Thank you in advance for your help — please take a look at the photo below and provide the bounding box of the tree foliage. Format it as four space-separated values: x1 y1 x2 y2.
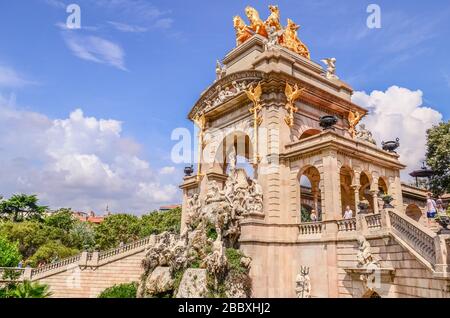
426 121 450 195
45 209 75 231
98 282 137 298
140 207 181 237
0 235 21 267
94 214 141 250
0 194 47 222
27 241 79 267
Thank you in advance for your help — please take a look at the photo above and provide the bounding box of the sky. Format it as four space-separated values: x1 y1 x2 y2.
0 0 448 214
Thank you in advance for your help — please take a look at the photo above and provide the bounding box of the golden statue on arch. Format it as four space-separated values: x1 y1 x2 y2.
348 110 365 138
284 82 305 127
232 5 311 60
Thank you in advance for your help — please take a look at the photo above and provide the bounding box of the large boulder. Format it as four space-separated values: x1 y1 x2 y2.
145 266 174 295
175 268 208 298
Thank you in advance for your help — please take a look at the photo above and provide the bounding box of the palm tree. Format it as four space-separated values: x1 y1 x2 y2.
11 281 52 298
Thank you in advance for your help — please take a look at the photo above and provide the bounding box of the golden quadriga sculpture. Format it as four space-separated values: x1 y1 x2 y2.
233 5 311 59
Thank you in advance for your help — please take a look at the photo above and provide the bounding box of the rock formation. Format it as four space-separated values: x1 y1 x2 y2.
137 167 259 298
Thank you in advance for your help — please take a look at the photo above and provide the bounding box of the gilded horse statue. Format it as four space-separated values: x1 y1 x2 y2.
233 16 253 46
265 5 283 31
245 6 268 38
282 19 310 59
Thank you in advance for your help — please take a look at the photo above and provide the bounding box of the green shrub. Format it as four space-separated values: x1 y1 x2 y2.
0 235 21 267
8 281 52 298
206 222 217 241
225 248 246 274
98 282 138 298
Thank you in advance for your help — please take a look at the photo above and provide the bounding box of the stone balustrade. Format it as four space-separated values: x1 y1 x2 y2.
337 218 357 232
389 210 437 266
98 236 152 262
298 222 323 235
31 254 81 278
365 214 382 230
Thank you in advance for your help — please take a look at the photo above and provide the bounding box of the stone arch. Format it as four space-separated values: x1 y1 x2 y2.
378 176 389 195
405 204 423 223
214 130 254 177
362 290 381 298
298 165 322 222
359 171 373 212
340 166 355 216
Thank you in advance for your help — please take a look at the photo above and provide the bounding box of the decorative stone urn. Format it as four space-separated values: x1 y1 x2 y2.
381 138 400 153
184 165 194 177
381 195 394 209
358 200 370 214
319 115 338 130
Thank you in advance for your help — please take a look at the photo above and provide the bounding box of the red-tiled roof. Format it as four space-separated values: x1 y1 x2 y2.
159 204 181 210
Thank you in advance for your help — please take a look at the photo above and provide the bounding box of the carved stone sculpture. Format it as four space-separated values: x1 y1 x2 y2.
215 60 227 81
357 236 379 268
321 58 339 80
356 124 377 145
295 266 311 298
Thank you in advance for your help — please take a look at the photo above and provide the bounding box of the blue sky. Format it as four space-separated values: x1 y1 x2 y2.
0 0 448 213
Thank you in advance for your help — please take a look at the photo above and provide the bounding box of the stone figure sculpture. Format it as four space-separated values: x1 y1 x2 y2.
321 58 339 80
356 124 377 145
295 266 311 298
356 236 381 293
215 60 227 81
264 25 283 51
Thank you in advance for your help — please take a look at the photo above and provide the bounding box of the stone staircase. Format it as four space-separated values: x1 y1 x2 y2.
0 235 154 283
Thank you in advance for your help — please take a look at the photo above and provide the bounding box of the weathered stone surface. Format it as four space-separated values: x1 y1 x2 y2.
146 266 174 295
176 269 208 298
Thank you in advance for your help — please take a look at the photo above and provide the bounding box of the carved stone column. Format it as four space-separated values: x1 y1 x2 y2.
352 185 360 213
371 191 379 215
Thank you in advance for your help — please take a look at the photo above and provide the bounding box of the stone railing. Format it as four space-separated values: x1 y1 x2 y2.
337 218 357 232
31 254 81 277
98 236 153 262
365 214 382 230
298 222 323 235
389 210 436 266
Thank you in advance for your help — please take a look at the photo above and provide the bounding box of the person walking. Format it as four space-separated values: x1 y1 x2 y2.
426 192 437 225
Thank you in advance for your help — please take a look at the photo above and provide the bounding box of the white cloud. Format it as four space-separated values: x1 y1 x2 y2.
107 21 148 33
159 166 175 175
63 33 127 71
0 65 34 88
352 86 443 179
44 0 66 9
0 97 179 214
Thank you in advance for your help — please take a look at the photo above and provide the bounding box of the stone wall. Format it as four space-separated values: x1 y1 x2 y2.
36 249 146 298
337 237 450 298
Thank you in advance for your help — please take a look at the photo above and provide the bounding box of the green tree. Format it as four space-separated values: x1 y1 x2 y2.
98 282 137 298
0 194 47 222
140 207 181 237
44 208 75 231
0 236 21 267
426 121 450 195
27 241 79 267
9 281 52 298
69 221 96 251
0 221 48 259
94 214 141 250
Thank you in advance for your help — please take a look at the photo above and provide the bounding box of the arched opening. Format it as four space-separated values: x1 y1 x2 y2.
215 131 254 178
340 166 355 217
299 166 322 222
405 204 423 223
299 129 321 140
360 171 373 212
378 177 389 195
